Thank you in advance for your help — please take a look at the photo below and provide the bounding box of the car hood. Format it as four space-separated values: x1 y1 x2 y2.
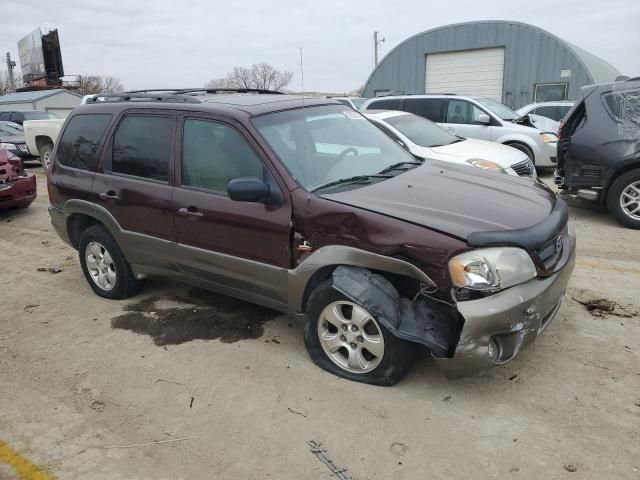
527 114 560 132
423 138 528 167
512 114 559 133
321 161 556 240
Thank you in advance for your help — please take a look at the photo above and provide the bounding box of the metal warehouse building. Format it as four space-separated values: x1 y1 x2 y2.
362 20 623 108
0 89 82 118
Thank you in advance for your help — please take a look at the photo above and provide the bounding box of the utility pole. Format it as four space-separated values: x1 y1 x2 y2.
5 52 16 91
373 31 385 67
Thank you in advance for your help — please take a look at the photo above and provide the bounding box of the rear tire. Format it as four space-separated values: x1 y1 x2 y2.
78 224 142 299
607 169 640 229
304 280 416 386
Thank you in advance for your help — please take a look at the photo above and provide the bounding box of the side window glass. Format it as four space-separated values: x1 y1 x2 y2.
558 106 572 121
182 119 264 194
0 112 9 121
56 114 112 170
404 98 443 122
446 100 484 124
112 115 173 183
534 106 555 119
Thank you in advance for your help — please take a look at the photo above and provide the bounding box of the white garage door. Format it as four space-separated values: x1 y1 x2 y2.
425 48 505 101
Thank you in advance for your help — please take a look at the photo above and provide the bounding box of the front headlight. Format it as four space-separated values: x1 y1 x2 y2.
540 132 558 143
466 158 506 173
0 142 17 150
449 247 537 292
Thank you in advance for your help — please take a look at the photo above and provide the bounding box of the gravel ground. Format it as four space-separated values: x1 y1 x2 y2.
1 166 639 480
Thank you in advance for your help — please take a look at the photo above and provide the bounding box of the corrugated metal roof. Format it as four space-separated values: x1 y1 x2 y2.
0 89 81 105
566 42 622 83
363 20 623 104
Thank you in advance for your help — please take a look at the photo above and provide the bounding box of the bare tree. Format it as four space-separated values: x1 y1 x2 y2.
0 70 24 95
205 63 293 91
78 75 124 95
204 77 230 89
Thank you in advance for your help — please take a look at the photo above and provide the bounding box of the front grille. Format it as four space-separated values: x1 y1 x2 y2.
17 144 28 152
512 158 535 177
582 167 602 178
535 234 563 270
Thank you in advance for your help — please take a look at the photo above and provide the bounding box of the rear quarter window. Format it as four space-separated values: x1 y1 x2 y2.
366 98 402 110
404 98 445 122
603 89 640 123
56 114 113 170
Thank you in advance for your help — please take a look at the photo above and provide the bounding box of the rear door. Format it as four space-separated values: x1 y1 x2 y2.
172 115 292 307
91 110 177 271
443 98 492 140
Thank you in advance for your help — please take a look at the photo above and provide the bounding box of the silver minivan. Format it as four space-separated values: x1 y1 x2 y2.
363 94 558 167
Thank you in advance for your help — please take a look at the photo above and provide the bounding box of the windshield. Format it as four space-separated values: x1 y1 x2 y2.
23 112 58 120
0 122 24 135
253 105 416 191
384 113 459 147
473 97 519 121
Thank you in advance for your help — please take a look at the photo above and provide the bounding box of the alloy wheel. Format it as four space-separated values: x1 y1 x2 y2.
85 241 116 291
620 180 640 220
317 301 385 374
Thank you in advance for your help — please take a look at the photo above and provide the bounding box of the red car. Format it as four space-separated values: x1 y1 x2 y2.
0 149 37 209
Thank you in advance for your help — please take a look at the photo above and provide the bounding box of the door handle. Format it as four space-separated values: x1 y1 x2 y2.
178 206 204 220
99 191 120 200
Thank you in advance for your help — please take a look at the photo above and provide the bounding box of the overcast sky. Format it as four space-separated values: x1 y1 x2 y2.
2 0 639 93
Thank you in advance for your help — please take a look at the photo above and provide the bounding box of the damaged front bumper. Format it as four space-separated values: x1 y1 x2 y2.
435 246 576 379
0 174 36 208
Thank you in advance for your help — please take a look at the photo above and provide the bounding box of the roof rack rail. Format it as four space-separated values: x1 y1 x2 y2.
85 93 202 104
176 88 284 95
123 89 187 94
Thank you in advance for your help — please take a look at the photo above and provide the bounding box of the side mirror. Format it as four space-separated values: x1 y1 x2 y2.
476 114 491 125
227 177 271 203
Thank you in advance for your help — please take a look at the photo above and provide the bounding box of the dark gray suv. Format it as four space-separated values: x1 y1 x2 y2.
556 79 640 228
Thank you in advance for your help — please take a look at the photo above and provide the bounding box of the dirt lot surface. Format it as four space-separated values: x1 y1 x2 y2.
1 166 639 480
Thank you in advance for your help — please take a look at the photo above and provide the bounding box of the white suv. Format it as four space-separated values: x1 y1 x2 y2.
362 94 558 167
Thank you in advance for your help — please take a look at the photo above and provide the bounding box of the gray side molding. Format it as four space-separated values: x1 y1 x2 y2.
288 245 437 313
331 266 463 356
63 198 97 217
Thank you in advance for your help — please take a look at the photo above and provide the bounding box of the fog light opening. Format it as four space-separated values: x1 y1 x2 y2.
488 337 503 363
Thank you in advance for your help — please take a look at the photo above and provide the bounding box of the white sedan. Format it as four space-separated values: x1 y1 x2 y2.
365 110 536 179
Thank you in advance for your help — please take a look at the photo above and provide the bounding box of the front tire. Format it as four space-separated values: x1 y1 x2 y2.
505 142 535 165
607 169 640 229
78 224 142 299
304 280 416 386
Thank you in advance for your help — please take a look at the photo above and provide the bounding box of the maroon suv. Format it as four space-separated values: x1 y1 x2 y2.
47 90 576 385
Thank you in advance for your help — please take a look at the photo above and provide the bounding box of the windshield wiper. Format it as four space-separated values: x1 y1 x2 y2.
377 160 423 175
311 174 392 193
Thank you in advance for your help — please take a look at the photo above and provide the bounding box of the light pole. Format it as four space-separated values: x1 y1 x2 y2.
5 52 16 91
373 31 385 67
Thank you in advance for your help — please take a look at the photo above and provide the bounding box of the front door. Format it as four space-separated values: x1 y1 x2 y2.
173 116 292 307
443 99 493 141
